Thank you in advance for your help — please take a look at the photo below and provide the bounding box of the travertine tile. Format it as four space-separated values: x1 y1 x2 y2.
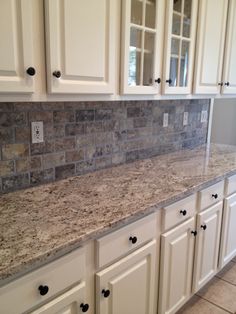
176 295 228 314
217 261 236 285
197 277 236 313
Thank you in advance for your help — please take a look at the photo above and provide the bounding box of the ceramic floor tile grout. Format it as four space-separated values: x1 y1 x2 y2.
215 275 236 287
196 294 233 314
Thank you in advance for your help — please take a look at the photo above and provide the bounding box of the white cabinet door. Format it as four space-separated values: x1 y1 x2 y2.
193 0 228 94
121 0 165 94
158 217 196 314
219 193 236 268
96 240 157 314
222 0 236 94
192 202 223 292
30 282 89 314
0 0 35 93
163 0 198 94
45 0 116 94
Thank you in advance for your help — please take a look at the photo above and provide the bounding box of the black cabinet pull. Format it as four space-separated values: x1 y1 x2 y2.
180 210 187 216
26 67 36 76
212 193 218 199
155 78 161 84
129 236 137 244
191 230 197 237
201 224 207 230
38 285 49 296
225 82 230 86
53 71 61 78
166 79 172 85
102 289 110 298
80 303 89 312
218 82 223 86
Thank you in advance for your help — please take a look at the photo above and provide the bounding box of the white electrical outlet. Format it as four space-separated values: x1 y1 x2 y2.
201 110 208 123
31 121 44 143
163 113 169 127
183 111 188 126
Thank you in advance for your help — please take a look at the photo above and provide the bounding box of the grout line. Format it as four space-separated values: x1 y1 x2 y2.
196 295 233 314
215 275 236 287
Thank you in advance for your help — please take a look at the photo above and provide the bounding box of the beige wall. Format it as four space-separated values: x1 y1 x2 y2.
211 98 236 145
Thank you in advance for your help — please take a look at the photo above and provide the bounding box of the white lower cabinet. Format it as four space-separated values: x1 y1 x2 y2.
219 193 236 267
158 217 196 314
96 240 157 314
192 202 223 292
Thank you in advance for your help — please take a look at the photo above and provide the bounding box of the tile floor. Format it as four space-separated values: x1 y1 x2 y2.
177 256 236 314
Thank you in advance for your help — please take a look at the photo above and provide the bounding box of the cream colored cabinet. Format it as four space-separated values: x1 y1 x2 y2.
0 0 36 93
219 193 236 268
96 240 157 314
44 0 116 94
121 0 165 94
158 217 196 314
192 202 223 292
194 0 228 94
163 0 198 94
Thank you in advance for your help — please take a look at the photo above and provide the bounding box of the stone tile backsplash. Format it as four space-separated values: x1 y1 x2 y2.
0 99 209 193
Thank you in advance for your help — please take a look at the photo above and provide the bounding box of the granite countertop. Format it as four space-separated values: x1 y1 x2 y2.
1 143 236 286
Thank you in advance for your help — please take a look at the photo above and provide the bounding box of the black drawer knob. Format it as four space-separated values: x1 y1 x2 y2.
155 78 161 84
218 82 223 86
212 193 218 199
166 79 172 85
53 70 61 78
129 236 137 244
180 210 187 216
191 230 197 237
201 224 207 230
102 289 110 298
38 285 49 296
26 67 36 76
225 82 230 86
80 303 89 312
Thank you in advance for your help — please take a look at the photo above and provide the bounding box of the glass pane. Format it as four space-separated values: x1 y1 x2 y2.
183 18 191 37
172 13 181 35
170 38 180 87
173 0 182 13
184 0 192 17
129 28 142 86
130 27 142 48
171 37 180 56
131 0 143 25
180 41 189 86
145 0 156 28
143 32 155 85
183 0 192 37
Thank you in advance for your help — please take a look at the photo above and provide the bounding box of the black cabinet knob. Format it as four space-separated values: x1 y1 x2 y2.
201 224 207 230
38 285 49 296
102 289 110 298
53 71 61 78
155 78 161 84
129 236 137 244
191 230 197 237
166 79 172 85
212 193 218 199
26 67 36 76
225 82 230 86
218 82 223 86
80 303 89 312
180 210 187 216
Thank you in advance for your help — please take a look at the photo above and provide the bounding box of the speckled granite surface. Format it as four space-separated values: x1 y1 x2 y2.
1 143 236 286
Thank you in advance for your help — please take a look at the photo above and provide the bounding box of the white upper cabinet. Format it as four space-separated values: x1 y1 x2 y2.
121 0 165 94
193 0 228 94
163 0 198 94
0 0 35 93
44 0 116 94
222 0 236 94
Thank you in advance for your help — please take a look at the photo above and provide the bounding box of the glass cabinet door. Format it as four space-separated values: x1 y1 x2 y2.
164 0 198 94
121 0 164 94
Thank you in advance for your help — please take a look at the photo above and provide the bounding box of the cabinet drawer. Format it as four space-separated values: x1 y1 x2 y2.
0 248 85 314
162 194 197 231
225 174 236 196
96 213 156 268
198 181 224 210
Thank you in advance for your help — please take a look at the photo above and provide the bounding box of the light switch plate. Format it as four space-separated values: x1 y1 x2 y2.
163 113 169 127
31 121 44 143
183 112 188 126
201 110 208 123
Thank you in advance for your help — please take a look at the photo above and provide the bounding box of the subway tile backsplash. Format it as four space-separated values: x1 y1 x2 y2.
0 99 210 193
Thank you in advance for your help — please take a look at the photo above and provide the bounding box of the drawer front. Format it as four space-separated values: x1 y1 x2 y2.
198 181 224 210
0 248 85 314
96 213 156 268
162 194 197 231
225 174 236 196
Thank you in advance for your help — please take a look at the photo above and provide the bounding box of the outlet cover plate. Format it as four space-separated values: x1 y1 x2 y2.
183 112 188 126
31 121 44 143
201 110 208 123
163 113 169 127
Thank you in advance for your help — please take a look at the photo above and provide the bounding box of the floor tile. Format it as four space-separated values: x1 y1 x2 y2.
176 295 229 314
196 277 236 313
217 261 236 285
232 256 236 263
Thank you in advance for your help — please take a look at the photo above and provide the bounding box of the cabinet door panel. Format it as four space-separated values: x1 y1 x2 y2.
194 0 228 94
96 240 157 314
159 217 195 314
192 202 223 292
45 0 116 94
222 0 236 94
0 0 35 93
